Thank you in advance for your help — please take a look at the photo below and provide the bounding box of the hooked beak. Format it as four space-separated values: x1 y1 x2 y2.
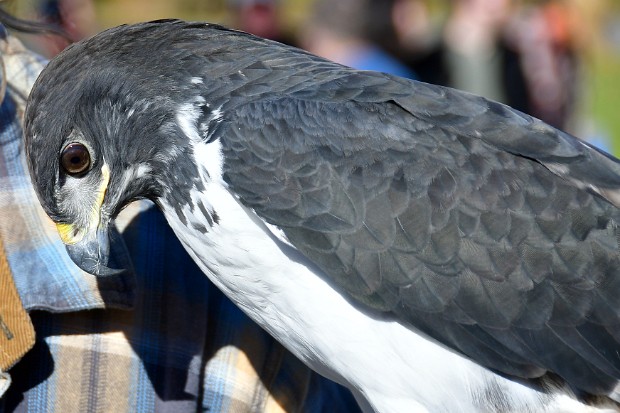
63 225 123 276
53 164 124 276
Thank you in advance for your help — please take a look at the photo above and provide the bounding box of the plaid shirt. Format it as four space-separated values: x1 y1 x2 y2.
0 30 360 413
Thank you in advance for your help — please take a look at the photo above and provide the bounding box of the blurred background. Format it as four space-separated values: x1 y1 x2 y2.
4 0 620 154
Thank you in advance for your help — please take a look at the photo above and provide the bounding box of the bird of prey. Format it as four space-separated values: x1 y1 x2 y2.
24 20 620 412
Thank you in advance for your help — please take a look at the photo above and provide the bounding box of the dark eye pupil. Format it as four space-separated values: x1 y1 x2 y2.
61 143 91 175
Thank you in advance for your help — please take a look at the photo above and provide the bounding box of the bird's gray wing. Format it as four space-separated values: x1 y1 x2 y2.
218 76 620 396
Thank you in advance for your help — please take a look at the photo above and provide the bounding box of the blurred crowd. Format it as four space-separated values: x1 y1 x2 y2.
13 0 614 148
300 0 582 133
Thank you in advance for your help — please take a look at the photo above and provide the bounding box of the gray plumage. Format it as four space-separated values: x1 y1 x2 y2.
24 19 620 409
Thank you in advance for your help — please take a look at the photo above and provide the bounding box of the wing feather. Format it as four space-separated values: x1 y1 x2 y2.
219 74 620 395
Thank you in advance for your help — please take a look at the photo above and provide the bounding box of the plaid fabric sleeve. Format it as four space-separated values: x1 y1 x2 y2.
1 206 361 413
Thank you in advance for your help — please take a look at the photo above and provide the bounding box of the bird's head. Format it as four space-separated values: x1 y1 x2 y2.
24 21 227 276
24 74 175 276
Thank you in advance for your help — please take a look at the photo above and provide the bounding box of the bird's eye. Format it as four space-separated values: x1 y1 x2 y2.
60 143 91 175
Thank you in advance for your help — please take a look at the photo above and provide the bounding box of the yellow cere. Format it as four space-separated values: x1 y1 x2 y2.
55 164 111 245
56 222 81 245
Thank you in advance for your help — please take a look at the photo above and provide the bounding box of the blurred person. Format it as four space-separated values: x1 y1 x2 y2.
442 0 529 112
0 8 362 413
227 0 297 46
387 0 445 83
300 0 415 78
510 0 580 130
392 0 578 131
37 0 99 57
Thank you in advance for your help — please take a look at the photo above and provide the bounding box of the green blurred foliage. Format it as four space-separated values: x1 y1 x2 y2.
93 0 313 28
590 50 620 154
